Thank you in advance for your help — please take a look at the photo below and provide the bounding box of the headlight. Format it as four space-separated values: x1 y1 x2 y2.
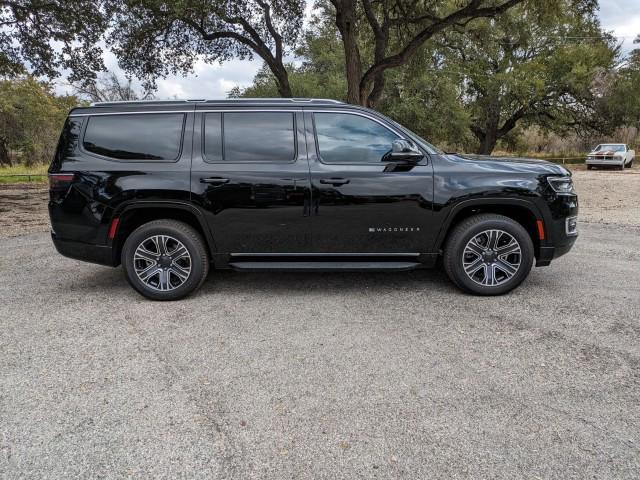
547 176 575 194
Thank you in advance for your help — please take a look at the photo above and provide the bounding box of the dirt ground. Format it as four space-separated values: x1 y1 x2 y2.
569 164 640 226
0 164 638 240
0 184 49 239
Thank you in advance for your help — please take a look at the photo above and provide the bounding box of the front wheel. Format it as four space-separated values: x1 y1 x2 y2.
122 220 209 300
625 159 633 168
443 214 534 295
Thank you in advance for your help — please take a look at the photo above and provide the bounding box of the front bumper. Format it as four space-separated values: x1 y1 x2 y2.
51 232 116 267
536 238 577 266
585 158 624 166
535 192 579 267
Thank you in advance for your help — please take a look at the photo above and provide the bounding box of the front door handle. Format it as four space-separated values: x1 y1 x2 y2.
319 178 350 186
200 177 230 184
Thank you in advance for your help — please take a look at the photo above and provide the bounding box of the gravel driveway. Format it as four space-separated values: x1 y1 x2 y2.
1 167 639 479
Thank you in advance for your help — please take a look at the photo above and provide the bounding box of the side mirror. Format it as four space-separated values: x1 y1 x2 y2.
383 139 424 163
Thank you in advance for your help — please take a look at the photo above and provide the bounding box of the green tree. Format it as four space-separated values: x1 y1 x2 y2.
605 35 640 139
233 18 468 148
438 0 617 154
326 0 526 106
107 0 305 97
0 0 107 81
70 71 154 103
0 77 79 166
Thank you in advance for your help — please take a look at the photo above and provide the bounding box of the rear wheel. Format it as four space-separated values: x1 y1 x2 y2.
443 214 534 295
122 220 209 300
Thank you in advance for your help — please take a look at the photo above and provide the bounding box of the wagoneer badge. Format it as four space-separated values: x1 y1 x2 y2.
369 227 421 232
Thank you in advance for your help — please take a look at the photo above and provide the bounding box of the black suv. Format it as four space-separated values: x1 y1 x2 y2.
49 98 578 300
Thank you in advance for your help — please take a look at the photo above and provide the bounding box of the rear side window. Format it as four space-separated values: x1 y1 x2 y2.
83 113 185 160
314 112 398 164
203 112 295 162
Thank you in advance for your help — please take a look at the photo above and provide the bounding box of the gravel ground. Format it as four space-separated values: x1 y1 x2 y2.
1 167 639 479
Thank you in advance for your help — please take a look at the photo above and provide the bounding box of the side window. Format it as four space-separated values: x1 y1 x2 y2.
83 113 184 160
219 112 295 162
314 112 398 164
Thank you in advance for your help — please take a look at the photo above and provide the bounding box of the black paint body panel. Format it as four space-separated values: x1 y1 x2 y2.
48 100 578 269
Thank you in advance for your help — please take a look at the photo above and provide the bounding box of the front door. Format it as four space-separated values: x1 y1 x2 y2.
191 109 311 253
304 110 434 253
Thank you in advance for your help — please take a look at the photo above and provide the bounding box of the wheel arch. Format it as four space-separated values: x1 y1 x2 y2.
110 202 216 266
435 198 544 259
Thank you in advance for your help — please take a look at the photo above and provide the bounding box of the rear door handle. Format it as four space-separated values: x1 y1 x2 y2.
319 178 350 186
200 177 230 184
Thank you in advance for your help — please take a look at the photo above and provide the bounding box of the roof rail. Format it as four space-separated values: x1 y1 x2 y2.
89 98 345 107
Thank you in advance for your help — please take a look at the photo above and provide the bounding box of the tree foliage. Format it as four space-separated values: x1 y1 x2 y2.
0 0 107 81
326 0 528 106
0 77 80 166
70 71 154 103
440 0 618 153
107 0 305 97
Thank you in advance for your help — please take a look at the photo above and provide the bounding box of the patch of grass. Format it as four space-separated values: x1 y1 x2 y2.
493 151 585 164
0 164 48 184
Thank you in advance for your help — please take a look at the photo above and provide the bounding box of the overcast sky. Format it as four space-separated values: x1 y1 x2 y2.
57 0 640 100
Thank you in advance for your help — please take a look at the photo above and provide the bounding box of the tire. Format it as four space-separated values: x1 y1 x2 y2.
443 214 534 296
618 164 624 170
122 220 209 300
587 165 593 170
625 159 633 168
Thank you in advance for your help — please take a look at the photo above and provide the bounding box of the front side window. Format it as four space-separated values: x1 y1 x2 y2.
83 113 184 160
314 112 398 164
203 112 295 162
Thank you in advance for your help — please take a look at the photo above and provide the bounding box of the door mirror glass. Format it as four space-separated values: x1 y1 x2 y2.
383 139 424 163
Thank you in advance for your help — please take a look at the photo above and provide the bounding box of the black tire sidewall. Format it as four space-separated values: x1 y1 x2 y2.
446 216 534 295
122 221 207 301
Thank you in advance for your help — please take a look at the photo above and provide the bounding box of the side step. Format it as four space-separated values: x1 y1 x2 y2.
228 261 422 272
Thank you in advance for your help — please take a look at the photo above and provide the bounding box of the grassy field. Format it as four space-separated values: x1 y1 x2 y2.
493 151 585 164
0 164 48 184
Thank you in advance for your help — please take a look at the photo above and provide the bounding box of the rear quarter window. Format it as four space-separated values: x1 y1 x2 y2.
83 113 185 161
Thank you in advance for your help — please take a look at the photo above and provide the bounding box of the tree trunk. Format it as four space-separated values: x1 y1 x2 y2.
0 139 12 167
270 63 293 98
476 129 498 155
334 0 363 105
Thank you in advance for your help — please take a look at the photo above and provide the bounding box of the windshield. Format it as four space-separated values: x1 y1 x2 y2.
595 144 625 152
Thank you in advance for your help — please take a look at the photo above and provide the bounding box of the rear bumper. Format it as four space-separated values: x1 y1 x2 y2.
51 232 116 267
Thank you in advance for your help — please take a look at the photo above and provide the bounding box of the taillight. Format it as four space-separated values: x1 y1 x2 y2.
49 173 74 190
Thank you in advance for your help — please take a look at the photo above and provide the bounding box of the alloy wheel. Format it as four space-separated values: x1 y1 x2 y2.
462 229 522 287
133 235 192 291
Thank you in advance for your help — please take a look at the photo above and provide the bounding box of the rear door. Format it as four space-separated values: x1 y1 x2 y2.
191 108 312 253
304 109 434 253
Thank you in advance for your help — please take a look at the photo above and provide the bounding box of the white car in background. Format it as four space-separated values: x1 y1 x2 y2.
586 144 635 170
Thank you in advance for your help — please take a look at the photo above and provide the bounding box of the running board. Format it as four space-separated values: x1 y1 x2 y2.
228 261 422 272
